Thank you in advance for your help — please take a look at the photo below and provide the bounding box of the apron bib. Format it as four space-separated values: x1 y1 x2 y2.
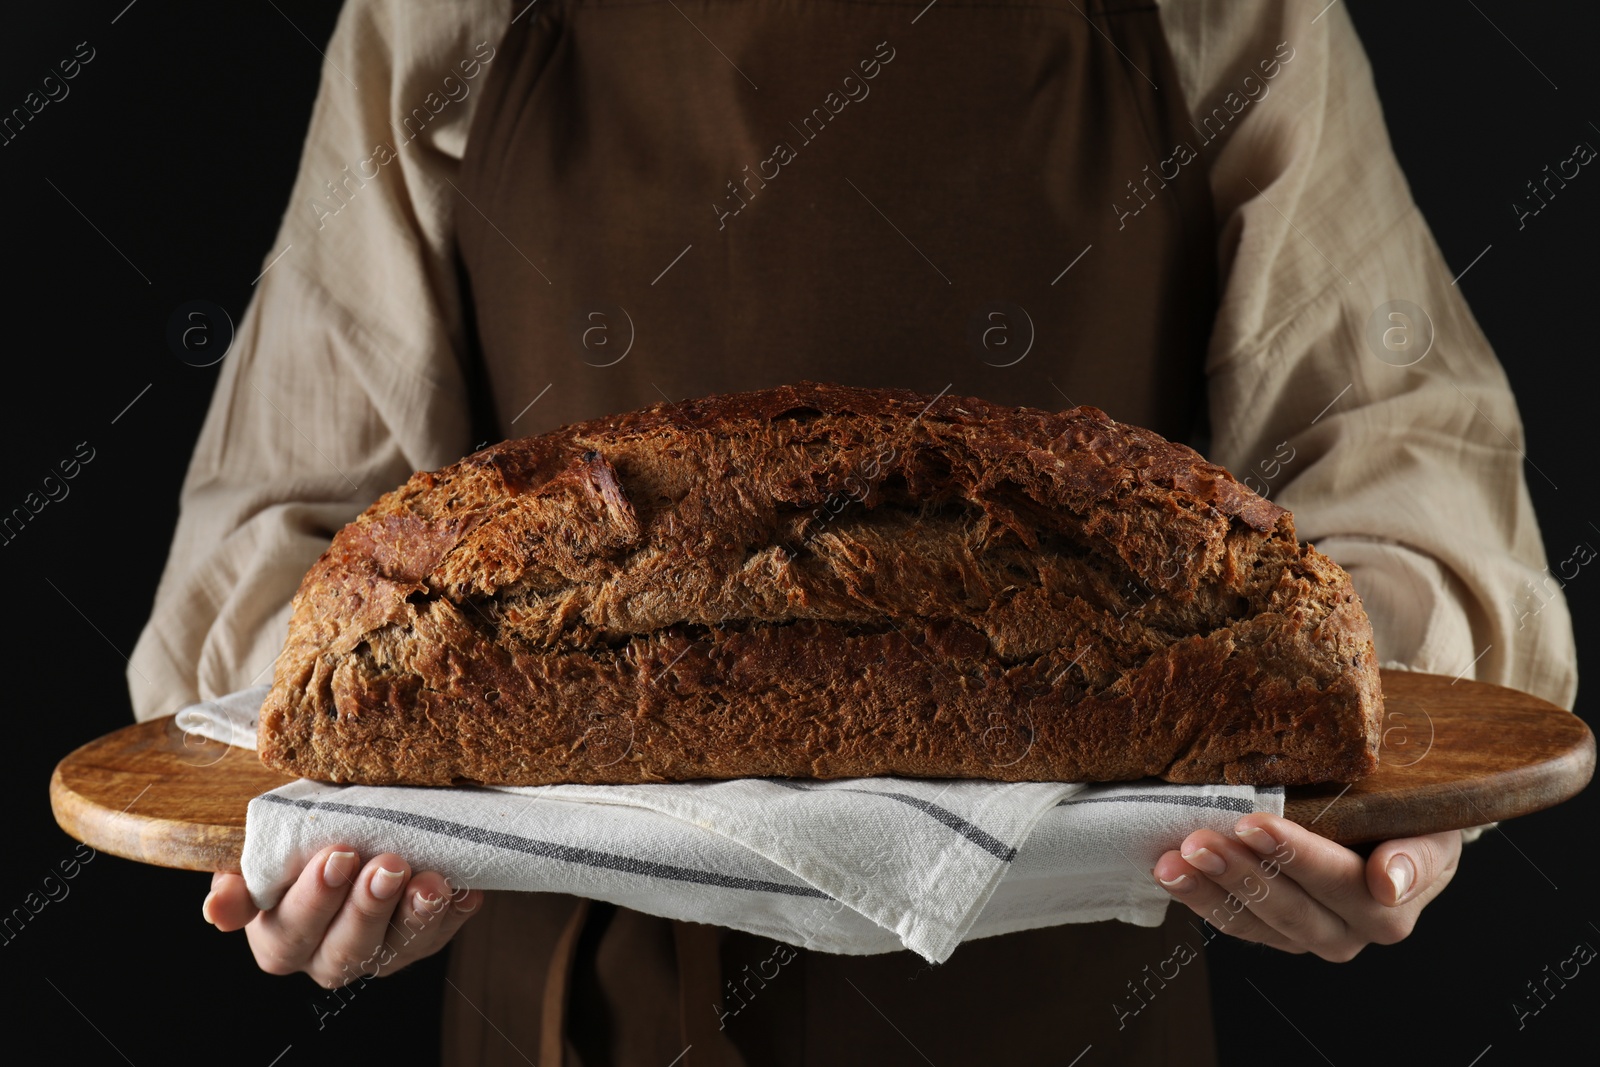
448 2 1220 1063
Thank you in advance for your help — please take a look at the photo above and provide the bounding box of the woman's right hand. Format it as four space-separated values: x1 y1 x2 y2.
202 843 483 989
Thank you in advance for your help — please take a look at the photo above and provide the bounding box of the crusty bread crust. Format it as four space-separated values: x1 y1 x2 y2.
258 382 1382 786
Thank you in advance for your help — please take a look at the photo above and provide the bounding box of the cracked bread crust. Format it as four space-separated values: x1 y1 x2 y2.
257 381 1383 787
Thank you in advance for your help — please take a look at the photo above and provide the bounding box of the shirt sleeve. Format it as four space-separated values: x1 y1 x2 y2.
128 0 510 720
1155 0 1578 714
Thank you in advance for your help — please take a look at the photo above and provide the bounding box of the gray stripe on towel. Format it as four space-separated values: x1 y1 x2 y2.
257 793 830 898
767 782 1017 862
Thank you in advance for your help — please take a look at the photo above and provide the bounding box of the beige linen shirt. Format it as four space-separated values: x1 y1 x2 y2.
128 0 1579 739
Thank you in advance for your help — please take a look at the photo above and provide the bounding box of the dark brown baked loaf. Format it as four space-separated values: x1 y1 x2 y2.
258 382 1382 787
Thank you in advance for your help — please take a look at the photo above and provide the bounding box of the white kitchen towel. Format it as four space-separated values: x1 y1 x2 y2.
182 689 1282 964
174 685 267 750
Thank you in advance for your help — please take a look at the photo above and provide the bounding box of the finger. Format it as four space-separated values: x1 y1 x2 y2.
1231 814 1373 916
1238 818 1458 950
1175 828 1354 959
382 872 481 966
442 872 485 919
308 854 411 989
1365 830 1461 935
247 845 362 976
1152 850 1305 955
1368 831 1461 907
203 872 260 932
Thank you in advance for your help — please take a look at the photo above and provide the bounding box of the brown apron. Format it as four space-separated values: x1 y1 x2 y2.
448 1 1220 1062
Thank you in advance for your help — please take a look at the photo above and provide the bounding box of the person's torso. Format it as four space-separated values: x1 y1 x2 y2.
448 3 1220 1063
455 0 1218 445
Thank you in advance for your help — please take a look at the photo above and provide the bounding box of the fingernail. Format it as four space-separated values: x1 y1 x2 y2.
1387 854 1415 902
323 850 358 888
1157 873 1194 893
455 893 480 914
372 866 405 900
201 890 217 925
1182 847 1227 876
414 890 445 915
1236 824 1277 855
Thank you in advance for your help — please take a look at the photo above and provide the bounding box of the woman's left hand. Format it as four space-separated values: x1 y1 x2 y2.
1151 813 1462 961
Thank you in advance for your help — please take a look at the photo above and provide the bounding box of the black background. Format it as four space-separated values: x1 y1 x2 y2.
2 2 1595 1064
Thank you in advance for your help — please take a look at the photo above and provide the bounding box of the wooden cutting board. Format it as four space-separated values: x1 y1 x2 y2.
50 670 1594 873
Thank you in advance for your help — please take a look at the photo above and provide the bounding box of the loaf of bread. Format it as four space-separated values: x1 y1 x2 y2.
258 382 1382 787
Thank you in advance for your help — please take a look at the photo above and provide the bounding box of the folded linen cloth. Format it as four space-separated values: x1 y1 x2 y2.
179 688 1283 964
